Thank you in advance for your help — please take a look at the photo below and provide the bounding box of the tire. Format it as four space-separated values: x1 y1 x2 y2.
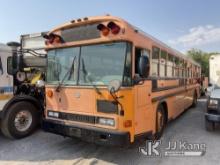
192 91 198 107
154 104 166 140
205 119 215 132
1 101 39 139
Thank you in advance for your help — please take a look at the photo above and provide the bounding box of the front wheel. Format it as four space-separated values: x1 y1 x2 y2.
1 101 39 139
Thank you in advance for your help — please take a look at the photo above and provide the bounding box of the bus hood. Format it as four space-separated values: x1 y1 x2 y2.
46 87 97 114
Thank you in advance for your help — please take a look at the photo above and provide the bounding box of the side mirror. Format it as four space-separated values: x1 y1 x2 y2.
208 83 212 87
108 80 121 93
138 56 150 78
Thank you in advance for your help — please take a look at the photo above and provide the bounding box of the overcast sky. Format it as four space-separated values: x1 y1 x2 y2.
0 0 220 53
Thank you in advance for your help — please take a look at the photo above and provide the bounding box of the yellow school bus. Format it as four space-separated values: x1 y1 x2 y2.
42 15 201 146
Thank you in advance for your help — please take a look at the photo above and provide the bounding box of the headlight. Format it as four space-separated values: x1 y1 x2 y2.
97 117 115 126
208 99 218 108
48 111 59 118
209 99 218 105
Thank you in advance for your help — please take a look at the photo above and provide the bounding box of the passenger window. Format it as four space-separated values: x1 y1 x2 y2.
174 57 179 77
167 54 174 77
152 47 160 76
0 57 3 75
160 50 167 77
179 60 184 78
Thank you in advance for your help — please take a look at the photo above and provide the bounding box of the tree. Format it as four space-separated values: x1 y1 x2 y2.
187 49 219 77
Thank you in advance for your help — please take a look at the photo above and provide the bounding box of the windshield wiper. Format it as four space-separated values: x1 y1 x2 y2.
81 58 102 95
56 56 76 92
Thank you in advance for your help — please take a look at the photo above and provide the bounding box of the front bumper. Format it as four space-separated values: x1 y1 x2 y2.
205 112 220 122
42 119 130 146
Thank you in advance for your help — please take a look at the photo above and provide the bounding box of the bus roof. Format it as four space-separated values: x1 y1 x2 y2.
49 15 200 67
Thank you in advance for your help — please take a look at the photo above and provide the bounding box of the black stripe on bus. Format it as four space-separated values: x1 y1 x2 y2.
152 89 186 102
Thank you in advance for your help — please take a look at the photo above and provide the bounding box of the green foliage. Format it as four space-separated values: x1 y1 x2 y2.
187 49 219 77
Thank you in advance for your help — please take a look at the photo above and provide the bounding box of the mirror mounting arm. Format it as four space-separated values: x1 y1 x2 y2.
133 76 145 85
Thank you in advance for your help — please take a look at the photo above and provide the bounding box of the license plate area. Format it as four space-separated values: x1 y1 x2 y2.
69 128 81 138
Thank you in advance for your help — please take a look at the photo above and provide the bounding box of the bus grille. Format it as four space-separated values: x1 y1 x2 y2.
48 111 96 124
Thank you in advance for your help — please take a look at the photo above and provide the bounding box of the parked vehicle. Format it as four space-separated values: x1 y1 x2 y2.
42 15 201 146
205 54 220 131
0 32 46 139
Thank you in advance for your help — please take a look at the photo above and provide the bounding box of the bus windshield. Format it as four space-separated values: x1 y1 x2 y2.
46 42 132 86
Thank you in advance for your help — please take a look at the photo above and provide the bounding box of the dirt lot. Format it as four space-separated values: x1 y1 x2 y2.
1 97 220 165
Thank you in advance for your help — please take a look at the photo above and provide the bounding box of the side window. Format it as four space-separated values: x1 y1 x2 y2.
135 48 142 74
160 50 167 77
135 47 150 76
0 57 3 75
167 54 174 77
151 46 160 76
174 57 179 77
179 59 184 78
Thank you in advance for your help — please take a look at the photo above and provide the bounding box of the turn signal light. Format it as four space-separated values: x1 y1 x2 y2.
124 120 132 128
47 90 53 98
97 24 110 36
44 33 63 45
107 22 121 35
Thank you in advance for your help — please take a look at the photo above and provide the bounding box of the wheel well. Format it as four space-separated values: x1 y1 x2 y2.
161 101 168 124
2 96 43 118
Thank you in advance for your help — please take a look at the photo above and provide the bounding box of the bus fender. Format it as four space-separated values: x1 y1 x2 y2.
157 100 168 123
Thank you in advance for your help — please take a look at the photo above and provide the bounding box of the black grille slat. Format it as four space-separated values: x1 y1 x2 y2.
48 111 96 124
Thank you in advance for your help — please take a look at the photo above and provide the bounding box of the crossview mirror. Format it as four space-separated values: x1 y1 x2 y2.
138 56 150 78
108 80 121 93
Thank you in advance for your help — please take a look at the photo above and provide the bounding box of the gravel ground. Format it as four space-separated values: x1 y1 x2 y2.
1 97 220 165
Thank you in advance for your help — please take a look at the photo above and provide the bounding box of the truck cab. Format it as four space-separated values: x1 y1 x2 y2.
0 33 46 139
205 54 220 131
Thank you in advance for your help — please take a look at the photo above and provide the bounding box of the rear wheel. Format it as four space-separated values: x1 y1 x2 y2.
155 104 166 140
205 119 215 132
1 101 39 139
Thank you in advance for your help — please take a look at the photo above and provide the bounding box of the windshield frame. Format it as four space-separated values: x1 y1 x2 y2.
46 41 132 87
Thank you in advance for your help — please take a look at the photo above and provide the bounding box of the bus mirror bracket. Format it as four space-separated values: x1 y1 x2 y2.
108 80 121 93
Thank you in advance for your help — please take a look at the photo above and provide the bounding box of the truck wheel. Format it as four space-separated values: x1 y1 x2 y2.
1 101 39 139
205 119 215 132
155 104 166 140
192 91 198 107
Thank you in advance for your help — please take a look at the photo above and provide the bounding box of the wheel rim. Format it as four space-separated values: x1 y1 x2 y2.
157 110 164 132
14 110 32 132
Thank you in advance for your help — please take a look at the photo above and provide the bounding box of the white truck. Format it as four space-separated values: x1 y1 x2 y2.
205 54 220 131
0 32 46 139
